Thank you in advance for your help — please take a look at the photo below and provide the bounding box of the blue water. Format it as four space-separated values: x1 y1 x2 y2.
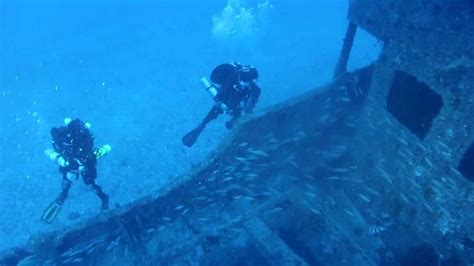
0 0 380 251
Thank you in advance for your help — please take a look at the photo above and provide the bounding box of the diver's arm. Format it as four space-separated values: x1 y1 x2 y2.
214 84 235 113
214 83 230 102
245 83 261 113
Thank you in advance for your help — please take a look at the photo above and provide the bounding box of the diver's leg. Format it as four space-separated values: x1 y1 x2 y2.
91 183 109 211
182 106 223 147
82 166 109 211
56 176 72 204
200 105 223 128
225 110 241 129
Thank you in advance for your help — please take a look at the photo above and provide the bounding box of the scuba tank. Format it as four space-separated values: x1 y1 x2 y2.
45 149 69 167
94 144 112 159
201 77 228 111
201 77 218 98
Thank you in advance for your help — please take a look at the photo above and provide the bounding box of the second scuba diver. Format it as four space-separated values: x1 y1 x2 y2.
42 118 112 223
182 62 261 147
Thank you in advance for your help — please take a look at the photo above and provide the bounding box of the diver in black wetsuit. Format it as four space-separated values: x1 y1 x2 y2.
182 63 261 147
42 118 111 223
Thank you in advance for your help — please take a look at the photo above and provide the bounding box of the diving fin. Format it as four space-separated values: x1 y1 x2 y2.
41 200 63 224
181 126 203 147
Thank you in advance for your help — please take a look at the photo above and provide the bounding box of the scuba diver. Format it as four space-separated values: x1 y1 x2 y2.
182 63 261 147
42 118 112 223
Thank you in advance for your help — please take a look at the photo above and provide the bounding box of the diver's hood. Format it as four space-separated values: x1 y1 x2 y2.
239 66 258 82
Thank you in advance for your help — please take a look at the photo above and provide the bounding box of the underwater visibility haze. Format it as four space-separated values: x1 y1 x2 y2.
0 0 379 251
11 0 474 265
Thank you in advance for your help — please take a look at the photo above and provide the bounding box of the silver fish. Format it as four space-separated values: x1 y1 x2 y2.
238 142 249 147
331 168 350 173
357 193 370 203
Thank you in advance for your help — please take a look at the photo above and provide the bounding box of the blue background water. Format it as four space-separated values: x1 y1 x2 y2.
0 0 380 250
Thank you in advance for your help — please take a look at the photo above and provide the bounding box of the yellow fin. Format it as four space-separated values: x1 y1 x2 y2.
41 201 62 223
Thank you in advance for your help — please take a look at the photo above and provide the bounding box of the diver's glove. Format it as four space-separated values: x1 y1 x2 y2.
225 117 239 129
240 101 255 115
225 120 234 130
